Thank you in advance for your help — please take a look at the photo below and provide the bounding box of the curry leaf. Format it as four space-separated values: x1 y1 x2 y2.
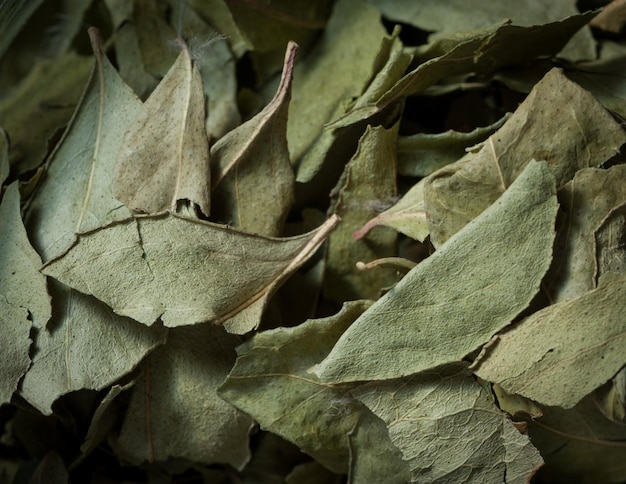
210 42 296 235
353 363 543 482
314 160 557 383
43 213 339 329
113 40 211 216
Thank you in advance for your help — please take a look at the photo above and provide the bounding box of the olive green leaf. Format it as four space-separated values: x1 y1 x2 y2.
43 213 339 329
0 51 93 177
0 0 44 59
594 368 626 424
472 273 626 409
23 30 140 263
0 183 50 405
210 42 297 235
115 324 253 468
397 114 509 178
424 68 626 248
113 40 211 216
219 301 410 479
595 201 626 281
314 160 557 383
353 177 428 242
544 165 626 303
288 0 387 182
353 363 543 483
366 0 595 61
0 128 8 185
527 395 626 482
323 124 400 302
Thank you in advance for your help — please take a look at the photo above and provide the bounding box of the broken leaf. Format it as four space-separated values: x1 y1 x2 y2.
210 42 296 235
116 324 253 468
472 273 626 409
219 301 410 479
43 213 339 329
424 68 626 247
24 30 140 262
0 183 50 404
353 363 543 482
314 160 557 383
595 199 626 282
113 40 211 216
323 124 400 302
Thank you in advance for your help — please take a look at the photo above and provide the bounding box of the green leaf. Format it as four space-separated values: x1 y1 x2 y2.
595 201 626 281
115 324 253 468
210 42 296 235
43 213 339 330
314 160 557 383
473 273 626 409
0 183 50 405
353 363 543 482
544 165 626 303
113 40 211 216
219 301 410 479
527 395 626 482
424 68 626 247
23 31 140 262
323 124 400 302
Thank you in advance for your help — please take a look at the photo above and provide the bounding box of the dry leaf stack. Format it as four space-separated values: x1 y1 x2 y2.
1 0 626 482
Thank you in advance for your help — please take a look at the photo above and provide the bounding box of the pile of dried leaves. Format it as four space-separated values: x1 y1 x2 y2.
2 0 626 482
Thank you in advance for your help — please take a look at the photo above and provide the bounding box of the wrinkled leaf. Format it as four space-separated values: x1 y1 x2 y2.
353 363 543 483
210 42 296 235
314 160 557 383
425 68 626 247
528 395 626 483
116 324 253 468
0 183 50 404
473 273 626 408
397 114 509 178
113 40 211 216
354 177 428 242
219 301 409 479
544 165 626 303
323 124 400 302
0 52 93 177
24 31 140 262
43 213 339 329
596 201 626 282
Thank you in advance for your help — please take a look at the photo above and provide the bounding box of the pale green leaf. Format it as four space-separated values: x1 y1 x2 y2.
314 160 557 383
544 165 626 303
424 68 626 247
595 201 626 282
397 114 509 178
113 41 211 216
353 363 543 483
473 274 626 409
210 42 296 235
43 213 339 329
132 0 178 78
219 301 409 479
323 124 400 302
0 183 50 405
354 177 428 242
115 324 253 468
23 32 140 262
288 0 387 182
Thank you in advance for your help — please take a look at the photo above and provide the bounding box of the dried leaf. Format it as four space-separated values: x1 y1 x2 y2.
219 301 410 479
596 201 626 281
116 324 253 468
113 41 211 215
0 128 9 185
545 165 626 303
590 0 626 33
24 31 140 262
43 213 339 329
323 124 400 302
425 68 626 247
314 160 557 383
353 363 543 483
0 183 49 404
210 42 296 235
473 273 626 409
